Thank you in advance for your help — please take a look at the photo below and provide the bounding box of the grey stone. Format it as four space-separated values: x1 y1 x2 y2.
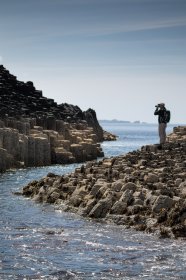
152 195 175 213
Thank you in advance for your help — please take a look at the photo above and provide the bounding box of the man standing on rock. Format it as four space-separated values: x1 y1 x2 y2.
154 103 170 144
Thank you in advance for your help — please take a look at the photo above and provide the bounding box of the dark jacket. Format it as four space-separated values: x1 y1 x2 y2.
154 108 167 124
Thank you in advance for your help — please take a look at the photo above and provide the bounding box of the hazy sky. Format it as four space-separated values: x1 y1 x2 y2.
0 0 185 123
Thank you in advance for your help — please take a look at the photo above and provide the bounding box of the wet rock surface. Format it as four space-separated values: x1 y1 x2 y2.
22 128 186 239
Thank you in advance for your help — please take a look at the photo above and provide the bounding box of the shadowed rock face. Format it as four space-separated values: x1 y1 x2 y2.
22 128 186 239
0 65 105 171
0 64 103 140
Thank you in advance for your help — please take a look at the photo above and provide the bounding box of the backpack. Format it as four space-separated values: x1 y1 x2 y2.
165 110 171 123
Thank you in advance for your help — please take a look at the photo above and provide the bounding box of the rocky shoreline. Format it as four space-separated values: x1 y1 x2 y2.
0 65 118 172
22 126 186 239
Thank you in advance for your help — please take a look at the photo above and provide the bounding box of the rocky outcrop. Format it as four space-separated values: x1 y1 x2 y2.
84 108 104 142
22 127 186 239
167 126 186 142
0 65 106 172
0 66 78 120
0 65 104 140
103 130 117 141
0 118 104 172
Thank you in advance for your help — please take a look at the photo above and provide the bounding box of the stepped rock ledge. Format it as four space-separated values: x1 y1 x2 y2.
22 126 186 239
0 65 117 172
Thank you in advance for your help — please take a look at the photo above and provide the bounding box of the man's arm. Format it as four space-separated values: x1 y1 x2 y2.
154 108 159 115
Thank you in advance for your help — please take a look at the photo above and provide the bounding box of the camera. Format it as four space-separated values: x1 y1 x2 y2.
155 104 160 107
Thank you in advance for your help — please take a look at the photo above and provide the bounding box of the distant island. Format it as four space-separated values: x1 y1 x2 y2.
99 119 147 124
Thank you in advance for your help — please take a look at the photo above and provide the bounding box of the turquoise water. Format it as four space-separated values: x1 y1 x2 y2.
0 123 186 280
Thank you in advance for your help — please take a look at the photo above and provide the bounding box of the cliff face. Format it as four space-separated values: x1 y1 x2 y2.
0 65 104 172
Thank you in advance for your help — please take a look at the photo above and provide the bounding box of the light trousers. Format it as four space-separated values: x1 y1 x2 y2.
159 123 167 144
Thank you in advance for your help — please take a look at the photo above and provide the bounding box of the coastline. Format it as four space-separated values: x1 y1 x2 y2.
21 126 186 239
0 65 109 172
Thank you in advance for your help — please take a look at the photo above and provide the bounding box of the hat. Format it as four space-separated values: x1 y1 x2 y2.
159 103 165 106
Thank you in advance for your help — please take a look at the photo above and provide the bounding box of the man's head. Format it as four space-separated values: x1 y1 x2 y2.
159 103 165 108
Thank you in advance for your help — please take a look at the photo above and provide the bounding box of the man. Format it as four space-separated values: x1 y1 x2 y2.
154 103 169 144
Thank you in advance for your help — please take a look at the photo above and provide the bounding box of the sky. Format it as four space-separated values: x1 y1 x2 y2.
0 0 185 124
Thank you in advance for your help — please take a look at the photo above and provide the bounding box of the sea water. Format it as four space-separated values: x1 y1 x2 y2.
100 122 174 158
0 122 186 280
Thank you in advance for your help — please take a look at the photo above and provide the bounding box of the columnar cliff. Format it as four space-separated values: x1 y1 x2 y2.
22 126 186 238
0 65 105 172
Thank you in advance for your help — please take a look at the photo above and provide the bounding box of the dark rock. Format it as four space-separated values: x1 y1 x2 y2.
0 65 106 139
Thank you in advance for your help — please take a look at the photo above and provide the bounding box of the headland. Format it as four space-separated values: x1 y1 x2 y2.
0 65 116 172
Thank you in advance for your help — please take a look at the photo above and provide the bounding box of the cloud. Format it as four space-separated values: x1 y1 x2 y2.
72 17 186 37
30 17 186 39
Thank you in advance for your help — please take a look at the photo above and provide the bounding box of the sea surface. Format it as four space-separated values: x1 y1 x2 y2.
0 122 186 280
